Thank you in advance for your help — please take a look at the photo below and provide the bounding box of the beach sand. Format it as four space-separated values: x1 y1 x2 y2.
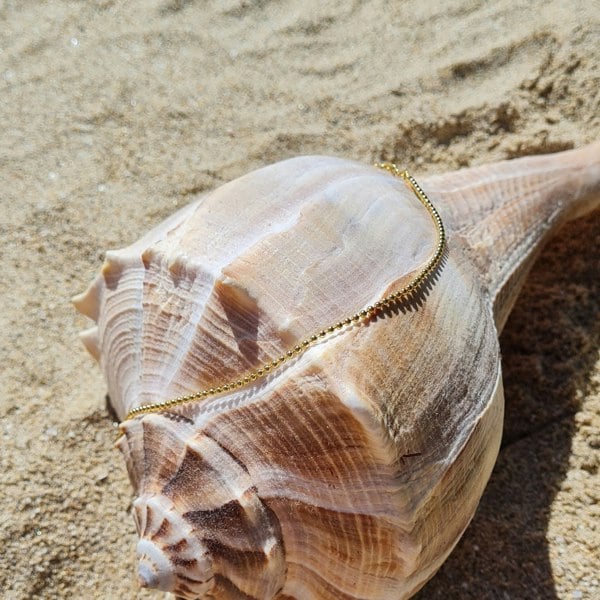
1 1 598 598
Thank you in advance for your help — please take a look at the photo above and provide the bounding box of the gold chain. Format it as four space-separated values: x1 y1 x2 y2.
121 164 445 424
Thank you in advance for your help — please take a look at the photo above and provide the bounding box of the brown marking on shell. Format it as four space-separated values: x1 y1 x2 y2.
129 420 286 599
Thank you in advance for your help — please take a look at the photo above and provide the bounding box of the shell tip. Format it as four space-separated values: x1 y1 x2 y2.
79 326 100 361
72 275 103 321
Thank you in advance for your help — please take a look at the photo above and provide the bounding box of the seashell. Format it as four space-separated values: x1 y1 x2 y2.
73 143 600 599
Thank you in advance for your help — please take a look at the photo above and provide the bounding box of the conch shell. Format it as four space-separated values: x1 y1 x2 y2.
74 143 600 599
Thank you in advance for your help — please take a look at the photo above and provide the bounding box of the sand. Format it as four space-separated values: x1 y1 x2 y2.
1 1 598 598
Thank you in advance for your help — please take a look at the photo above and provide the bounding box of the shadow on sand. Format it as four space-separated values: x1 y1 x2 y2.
415 210 599 599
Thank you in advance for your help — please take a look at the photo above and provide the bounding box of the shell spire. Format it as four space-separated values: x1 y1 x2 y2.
74 145 599 599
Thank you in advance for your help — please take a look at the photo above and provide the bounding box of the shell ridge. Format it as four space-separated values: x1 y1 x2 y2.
86 200 207 416
72 272 104 321
281 555 395 600
138 205 217 404
99 261 146 417
141 255 217 405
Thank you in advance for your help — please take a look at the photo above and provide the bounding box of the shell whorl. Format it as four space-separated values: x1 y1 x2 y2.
74 156 439 422
134 494 212 597
121 413 286 599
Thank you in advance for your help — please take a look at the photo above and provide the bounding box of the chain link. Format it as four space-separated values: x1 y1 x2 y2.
121 164 445 424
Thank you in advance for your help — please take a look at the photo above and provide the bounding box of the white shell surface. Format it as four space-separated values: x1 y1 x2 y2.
75 156 437 420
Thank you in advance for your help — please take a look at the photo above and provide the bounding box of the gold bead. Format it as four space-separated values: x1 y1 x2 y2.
119 167 445 424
